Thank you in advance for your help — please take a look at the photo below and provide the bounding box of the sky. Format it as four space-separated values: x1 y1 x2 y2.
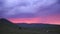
0 0 60 25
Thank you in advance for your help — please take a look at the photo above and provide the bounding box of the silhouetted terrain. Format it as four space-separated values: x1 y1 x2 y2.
0 18 60 34
16 23 60 28
16 23 60 33
0 18 22 34
0 18 19 28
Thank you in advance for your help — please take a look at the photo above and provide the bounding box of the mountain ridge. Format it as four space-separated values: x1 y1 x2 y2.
0 18 60 33
0 18 19 28
16 23 60 28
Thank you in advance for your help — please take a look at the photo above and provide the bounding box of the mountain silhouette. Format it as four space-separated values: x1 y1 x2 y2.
0 18 19 28
16 23 60 33
0 18 21 34
16 23 60 28
0 18 60 34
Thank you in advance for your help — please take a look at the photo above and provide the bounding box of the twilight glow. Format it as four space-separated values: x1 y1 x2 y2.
8 15 60 25
0 0 60 25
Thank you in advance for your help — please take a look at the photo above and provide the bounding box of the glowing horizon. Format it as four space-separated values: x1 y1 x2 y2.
8 15 60 25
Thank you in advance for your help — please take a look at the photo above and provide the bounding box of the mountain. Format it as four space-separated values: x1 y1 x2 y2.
0 18 60 34
0 18 19 28
16 23 60 33
16 23 60 28
0 18 20 34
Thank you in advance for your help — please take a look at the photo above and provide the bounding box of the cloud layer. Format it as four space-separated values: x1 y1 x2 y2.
0 0 60 18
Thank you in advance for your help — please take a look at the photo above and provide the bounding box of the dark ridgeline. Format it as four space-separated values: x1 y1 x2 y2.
0 18 60 34
0 18 22 34
0 18 18 28
0 18 22 29
16 23 60 33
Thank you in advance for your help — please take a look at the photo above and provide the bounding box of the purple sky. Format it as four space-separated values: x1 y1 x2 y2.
0 0 60 18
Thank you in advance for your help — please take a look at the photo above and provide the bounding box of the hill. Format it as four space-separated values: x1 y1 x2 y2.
16 23 60 33
0 18 20 34
0 18 19 28
0 18 60 34
16 23 60 28
0 18 49 34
